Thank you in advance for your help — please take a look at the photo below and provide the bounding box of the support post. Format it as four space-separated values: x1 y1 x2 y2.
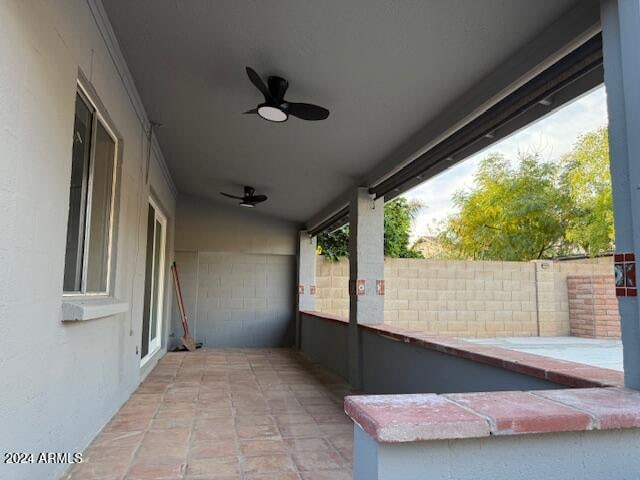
296 230 317 349
601 0 640 388
348 188 385 389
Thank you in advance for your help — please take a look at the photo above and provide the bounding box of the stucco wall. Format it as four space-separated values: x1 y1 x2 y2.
354 425 640 480
0 2 176 479
175 194 298 255
316 256 614 337
299 313 349 380
298 313 560 394
172 195 298 348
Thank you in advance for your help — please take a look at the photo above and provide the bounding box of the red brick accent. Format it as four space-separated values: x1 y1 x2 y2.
536 388 640 429
344 394 490 442
567 275 621 339
344 387 640 443
445 391 593 435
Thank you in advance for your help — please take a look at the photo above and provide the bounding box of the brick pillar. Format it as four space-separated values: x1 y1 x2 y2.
296 231 317 349
348 188 384 389
602 0 640 387
568 275 621 339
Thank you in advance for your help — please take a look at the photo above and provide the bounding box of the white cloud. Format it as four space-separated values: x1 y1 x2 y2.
405 86 608 240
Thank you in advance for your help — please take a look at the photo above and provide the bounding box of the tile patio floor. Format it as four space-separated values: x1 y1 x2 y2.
64 349 354 480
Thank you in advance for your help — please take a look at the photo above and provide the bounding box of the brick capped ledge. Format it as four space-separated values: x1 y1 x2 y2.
300 311 624 388
344 388 640 443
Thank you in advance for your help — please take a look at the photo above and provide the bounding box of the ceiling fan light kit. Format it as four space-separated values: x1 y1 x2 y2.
220 185 268 208
244 67 329 122
257 104 288 122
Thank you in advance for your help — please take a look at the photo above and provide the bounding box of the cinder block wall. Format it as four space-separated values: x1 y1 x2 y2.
316 256 616 337
568 275 621 339
173 195 298 348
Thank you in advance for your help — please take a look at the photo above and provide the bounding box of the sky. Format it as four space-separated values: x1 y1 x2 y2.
404 85 609 241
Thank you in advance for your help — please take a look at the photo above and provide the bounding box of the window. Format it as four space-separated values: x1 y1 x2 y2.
63 88 117 294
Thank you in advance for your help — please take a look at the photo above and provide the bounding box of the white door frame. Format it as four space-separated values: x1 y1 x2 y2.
141 197 167 366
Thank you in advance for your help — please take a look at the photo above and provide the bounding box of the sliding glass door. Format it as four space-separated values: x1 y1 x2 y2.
141 198 166 365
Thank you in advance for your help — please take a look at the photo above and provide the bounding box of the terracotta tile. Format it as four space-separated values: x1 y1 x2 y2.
92 431 145 449
126 462 186 479
244 473 300 480
83 445 137 464
68 460 129 479
104 416 152 433
317 423 351 436
195 417 235 430
235 415 276 427
275 414 316 425
299 470 352 480
142 428 191 446
445 391 593 435
235 423 281 440
192 422 236 440
150 416 193 430
185 456 240 478
189 439 239 459
285 438 332 452
135 440 189 463
335 447 352 463
196 407 233 419
242 454 296 474
304 405 343 415
325 433 352 450
184 476 241 480
239 439 289 456
278 423 321 438
297 396 335 406
292 450 344 471
311 413 350 424
234 405 271 416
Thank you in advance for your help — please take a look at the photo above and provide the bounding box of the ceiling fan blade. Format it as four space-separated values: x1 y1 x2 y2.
243 108 258 114
245 67 272 102
285 102 330 121
268 76 289 103
220 192 244 200
249 195 268 203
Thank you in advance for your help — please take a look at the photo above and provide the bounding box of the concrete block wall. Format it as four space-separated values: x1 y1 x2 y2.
568 275 621 339
316 256 616 337
384 259 538 337
173 195 299 349
194 252 295 347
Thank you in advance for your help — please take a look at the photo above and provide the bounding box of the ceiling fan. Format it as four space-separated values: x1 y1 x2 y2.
244 66 330 122
220 186 267 208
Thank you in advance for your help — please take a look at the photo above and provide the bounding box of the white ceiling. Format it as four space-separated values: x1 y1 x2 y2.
103 0 587 224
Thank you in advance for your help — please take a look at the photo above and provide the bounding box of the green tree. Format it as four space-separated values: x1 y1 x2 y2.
384 197 424 258
438 127 614 261
317 197 424 261
316 226 349 262
438 153 572 261
561 127 614 256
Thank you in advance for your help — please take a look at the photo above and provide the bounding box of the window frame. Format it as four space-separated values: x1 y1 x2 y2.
63 81 119 297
